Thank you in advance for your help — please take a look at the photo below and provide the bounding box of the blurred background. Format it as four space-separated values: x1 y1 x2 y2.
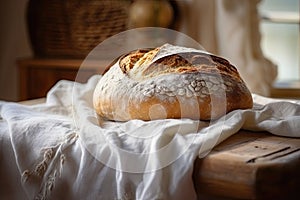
0 0 299 101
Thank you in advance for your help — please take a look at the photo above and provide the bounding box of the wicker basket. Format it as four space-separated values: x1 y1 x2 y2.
27 0 131 58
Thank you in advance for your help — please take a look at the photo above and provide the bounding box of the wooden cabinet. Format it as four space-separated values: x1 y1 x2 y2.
270 80 300 99
18 58 108 100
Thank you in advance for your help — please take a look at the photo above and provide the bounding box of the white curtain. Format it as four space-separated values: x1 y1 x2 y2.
177 0 277 96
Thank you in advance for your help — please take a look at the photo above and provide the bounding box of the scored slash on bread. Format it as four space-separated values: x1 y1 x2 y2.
93 44 253 121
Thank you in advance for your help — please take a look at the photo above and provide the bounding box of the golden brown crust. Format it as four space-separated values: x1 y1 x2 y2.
93 44 253 121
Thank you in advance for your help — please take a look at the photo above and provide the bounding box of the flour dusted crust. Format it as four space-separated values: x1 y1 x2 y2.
93 44 253 121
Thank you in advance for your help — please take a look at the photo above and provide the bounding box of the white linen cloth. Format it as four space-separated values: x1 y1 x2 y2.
0 75 299 200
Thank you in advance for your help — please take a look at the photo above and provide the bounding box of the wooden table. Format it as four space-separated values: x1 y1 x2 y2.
194 130 300 200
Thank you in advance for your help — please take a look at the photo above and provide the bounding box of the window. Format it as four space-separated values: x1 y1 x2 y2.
258 0 299 82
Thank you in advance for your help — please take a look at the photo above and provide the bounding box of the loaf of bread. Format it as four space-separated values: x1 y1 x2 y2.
93 44 253 121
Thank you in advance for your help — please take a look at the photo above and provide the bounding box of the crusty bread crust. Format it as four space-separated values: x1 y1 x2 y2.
93 44 253 121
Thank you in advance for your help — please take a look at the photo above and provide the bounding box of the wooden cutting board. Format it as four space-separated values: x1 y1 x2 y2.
193 130 300 200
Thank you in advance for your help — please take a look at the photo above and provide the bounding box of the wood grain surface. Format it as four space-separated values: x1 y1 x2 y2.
193 130 300 200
